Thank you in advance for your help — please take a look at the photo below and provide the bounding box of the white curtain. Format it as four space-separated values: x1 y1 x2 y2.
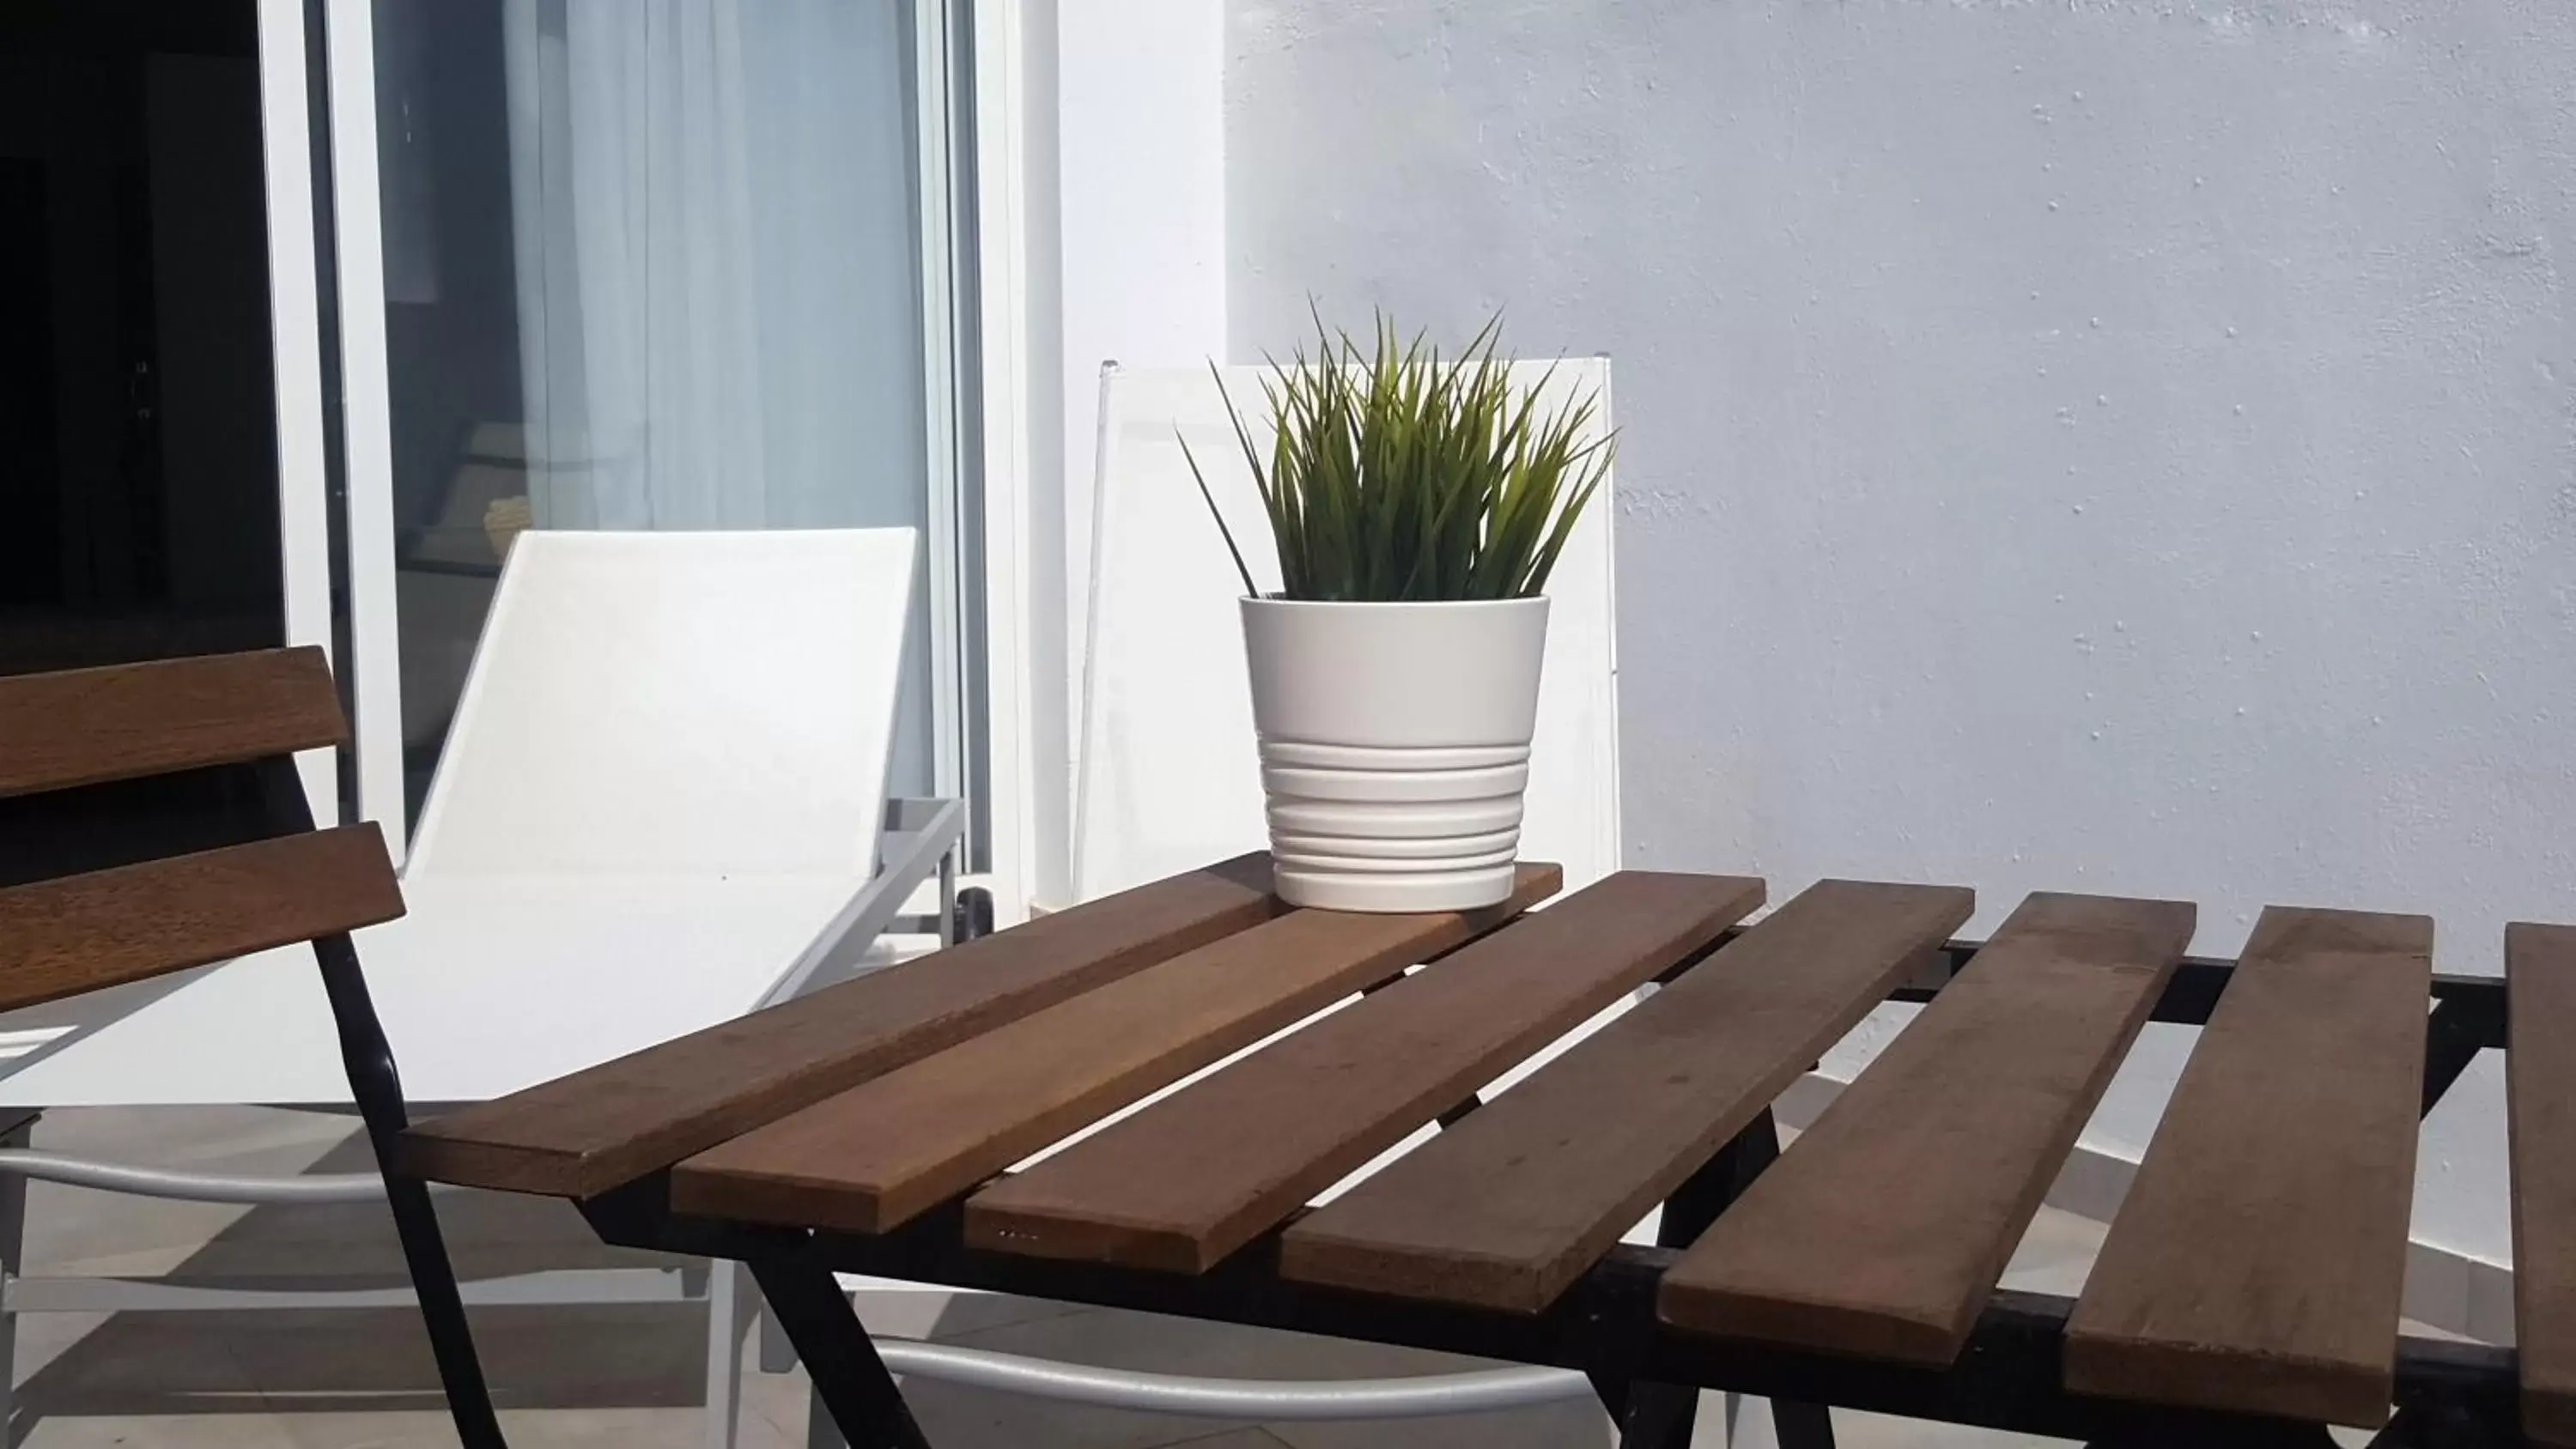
500 0 927 533
498 0 937 791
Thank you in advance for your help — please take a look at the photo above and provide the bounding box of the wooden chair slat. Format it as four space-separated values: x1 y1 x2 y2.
0 648 345 798
1657 892 2193 1362
2063 906 2431 1428
0 827 402 1014
667 865 1563 1234
963 871 1765 1271
2512 923 2576 1446
397 854 1290 1197
1279 878 1975 1313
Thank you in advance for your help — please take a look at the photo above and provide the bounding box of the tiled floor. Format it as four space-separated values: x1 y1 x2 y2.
0 1104 2370 1448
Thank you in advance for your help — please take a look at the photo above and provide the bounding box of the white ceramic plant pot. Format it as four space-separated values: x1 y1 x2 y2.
1240 596 1550 912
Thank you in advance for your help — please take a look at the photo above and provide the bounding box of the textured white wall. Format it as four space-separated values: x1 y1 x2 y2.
1058 0 1228 814
1012 2 1230 907
1229 0 2576 1264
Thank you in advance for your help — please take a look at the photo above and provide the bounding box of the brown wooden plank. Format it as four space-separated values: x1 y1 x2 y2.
397 854 1291 1197
2059 906 2429 1427
1658 892 2194 1362
0 648 346 798
1279 878 1975 1313
0 827 402 1012
2512 923 2576 1446
670 864 1563 1234
964 870 1766 1271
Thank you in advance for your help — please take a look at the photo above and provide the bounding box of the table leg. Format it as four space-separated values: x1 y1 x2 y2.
1771 1397 1838 1449
749 1258 931 1449
1612 1107 1838 1449
2419 997 2497 1117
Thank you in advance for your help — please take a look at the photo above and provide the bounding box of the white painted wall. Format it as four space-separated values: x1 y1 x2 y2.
1052 1 1228 900
1229 0 2576 1266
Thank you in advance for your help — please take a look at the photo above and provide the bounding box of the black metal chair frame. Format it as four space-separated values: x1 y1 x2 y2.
250 755 510 1449
0 658 509 1449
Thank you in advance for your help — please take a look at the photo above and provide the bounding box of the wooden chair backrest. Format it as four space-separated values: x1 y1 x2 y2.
0 648 403 1015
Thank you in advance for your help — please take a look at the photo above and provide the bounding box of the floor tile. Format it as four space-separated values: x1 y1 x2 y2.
859 1286 1091 1343
276 1405 800 1449
18 1409 307 1448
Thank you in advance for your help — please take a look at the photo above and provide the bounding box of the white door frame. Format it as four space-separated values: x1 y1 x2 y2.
969 0 1038 925
917 0 969 815
255 0 339 827
317 0 411 861
254 0 406 850
261 0 1031 896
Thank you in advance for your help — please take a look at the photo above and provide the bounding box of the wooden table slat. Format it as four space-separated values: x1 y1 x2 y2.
963 870 1765 1271
0 647 346 798
398 854 1288 1197
2512 922 2576 1446
2063 905 2432 1428
1279 878 1976 1313
1657 891 2194 1362
668 864 1563 1233
0 827 403 1012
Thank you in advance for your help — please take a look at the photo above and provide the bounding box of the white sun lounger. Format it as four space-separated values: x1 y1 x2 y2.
0 529 962 1449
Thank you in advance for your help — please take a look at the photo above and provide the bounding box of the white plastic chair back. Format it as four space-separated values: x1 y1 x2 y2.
1076 361 1621 903
408 528 918 880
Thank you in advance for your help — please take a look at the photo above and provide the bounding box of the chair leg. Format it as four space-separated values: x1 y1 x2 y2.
1616 1381 1704 1448
1772 1397 1837 1449
258 758 505 1445
313 932 508 1449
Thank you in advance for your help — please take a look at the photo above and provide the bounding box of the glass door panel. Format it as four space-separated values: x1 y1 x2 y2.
365 0 954 828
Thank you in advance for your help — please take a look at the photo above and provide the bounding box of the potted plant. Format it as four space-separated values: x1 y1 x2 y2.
1185 312 1611 912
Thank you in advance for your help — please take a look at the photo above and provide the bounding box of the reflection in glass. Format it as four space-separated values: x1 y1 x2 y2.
375 0 935 826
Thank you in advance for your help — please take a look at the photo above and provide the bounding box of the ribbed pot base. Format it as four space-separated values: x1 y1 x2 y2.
1242 596 1550 915
1272 859 1519 912
1255 738 1528 911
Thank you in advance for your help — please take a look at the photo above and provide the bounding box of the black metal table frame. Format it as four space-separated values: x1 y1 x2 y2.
574 933 2519 1449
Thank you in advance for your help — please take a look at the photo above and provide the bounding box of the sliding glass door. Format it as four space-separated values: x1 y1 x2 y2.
270 0 981 861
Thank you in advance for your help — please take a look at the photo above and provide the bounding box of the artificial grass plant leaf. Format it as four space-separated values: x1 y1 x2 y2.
1184 307 1612 603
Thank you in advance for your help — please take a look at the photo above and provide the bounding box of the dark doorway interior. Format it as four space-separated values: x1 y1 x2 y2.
0 0 283 680
0 0 287 882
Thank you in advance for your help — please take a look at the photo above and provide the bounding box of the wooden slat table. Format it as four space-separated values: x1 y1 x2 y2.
402 859 2543 1449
